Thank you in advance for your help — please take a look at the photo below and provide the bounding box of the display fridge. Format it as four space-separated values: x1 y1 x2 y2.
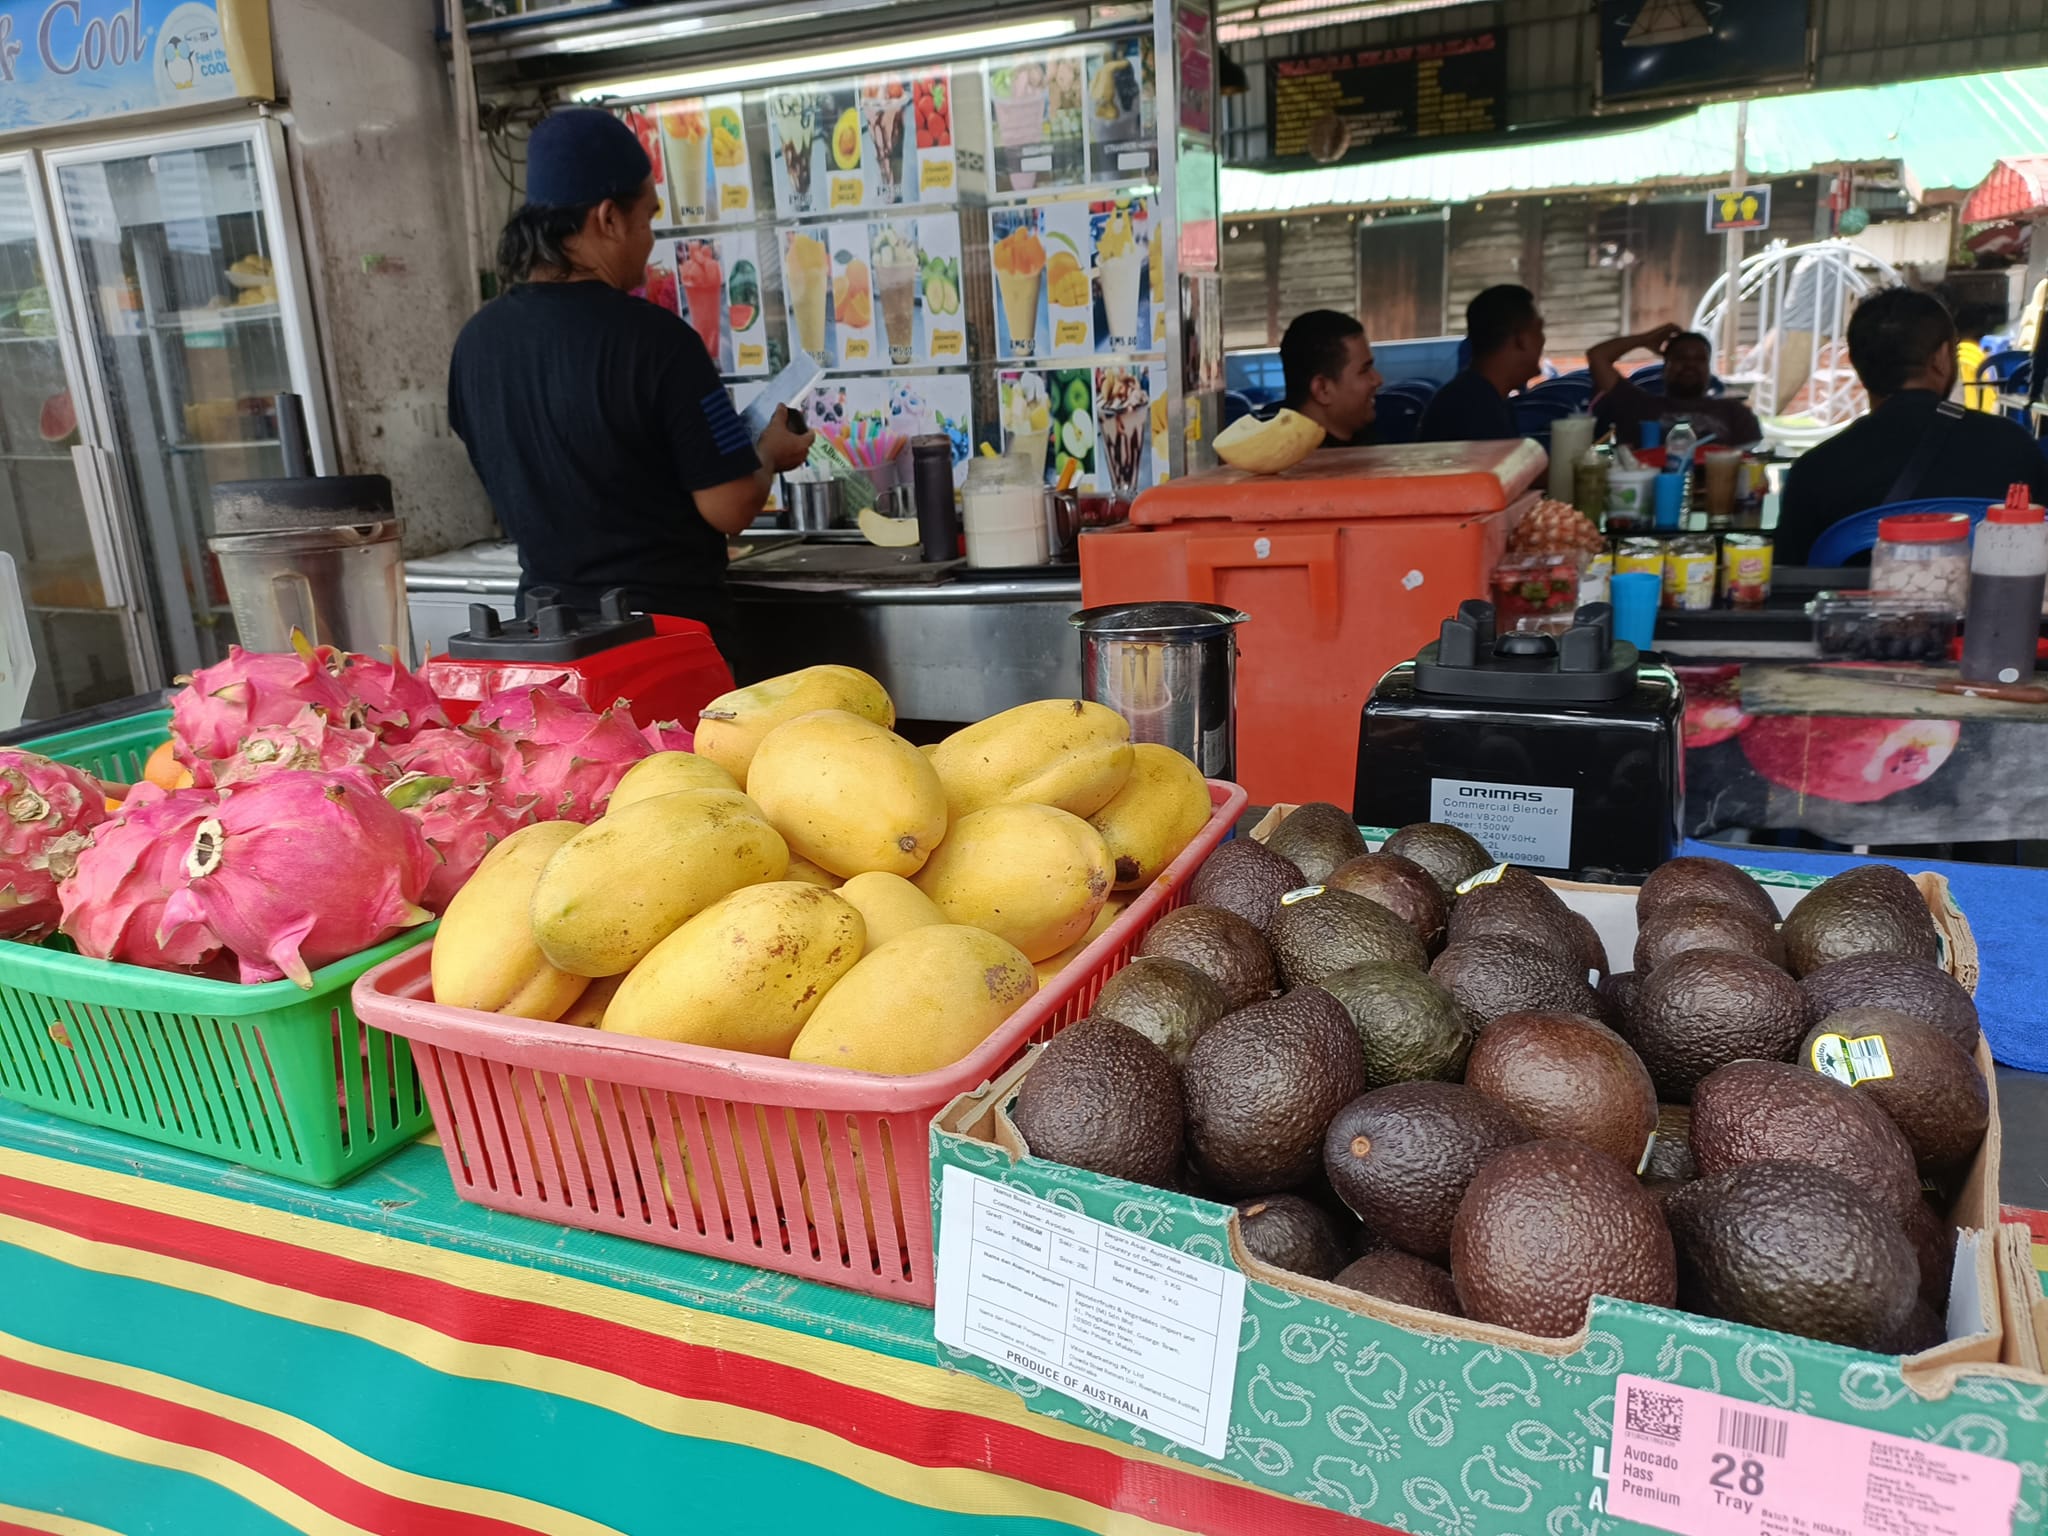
0 115 329 720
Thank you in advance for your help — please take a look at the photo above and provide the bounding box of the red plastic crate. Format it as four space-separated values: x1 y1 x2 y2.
353 780 1248 1305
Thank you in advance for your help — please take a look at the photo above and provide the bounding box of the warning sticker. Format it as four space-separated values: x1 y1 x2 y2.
1428 778 1574 870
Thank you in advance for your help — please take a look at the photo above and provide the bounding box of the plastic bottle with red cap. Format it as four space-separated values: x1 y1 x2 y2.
1959 483 2048 685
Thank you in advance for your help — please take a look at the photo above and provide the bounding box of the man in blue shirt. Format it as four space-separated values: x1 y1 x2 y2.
1417 285 1546 443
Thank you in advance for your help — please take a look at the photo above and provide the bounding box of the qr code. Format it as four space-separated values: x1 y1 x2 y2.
1626 1387 1685 1443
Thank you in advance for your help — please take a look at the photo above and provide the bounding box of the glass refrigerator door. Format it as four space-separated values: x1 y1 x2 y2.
0 155 143 718
48 122 330 680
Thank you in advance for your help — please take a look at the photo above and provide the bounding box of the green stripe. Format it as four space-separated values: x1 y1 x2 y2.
0 1415 309 1536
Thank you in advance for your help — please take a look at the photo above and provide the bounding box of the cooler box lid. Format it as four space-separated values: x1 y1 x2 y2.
1131 440 1546 526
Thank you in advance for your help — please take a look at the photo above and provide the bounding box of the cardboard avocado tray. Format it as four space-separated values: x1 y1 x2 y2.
930 809 2048 1535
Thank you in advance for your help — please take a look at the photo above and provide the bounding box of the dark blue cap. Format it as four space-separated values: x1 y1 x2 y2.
525 107 652 209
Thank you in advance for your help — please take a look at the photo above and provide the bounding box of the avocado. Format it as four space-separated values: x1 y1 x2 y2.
1664 1160 1916 1350
1901 1195 1958 1312
1637 855 1780 928
1450 1138 1677 1338
1429 935 1609 1027
1325 852 1449 952
1462 1010 1657 1170
1800 953 1979 1054
1600 970 1644 1040
1089 956 1228 1067
1688 1058 1921 1221
1780 863 1939 977
1010 1019 1184 1186
1182 988 1366 1195
1567 910 1611 979
1642 1103 1697 1184
1381 821 1494 897
1321 1081 1530 1260
1631 948 1808 1101
1318 960 1475 1088
1447 869 1605 978
1234 1193 1345 1280
1262 802 1368 884
1877 1301 1948 1357
1268 887 1429 987
1799 1006 1988 1173
1331 1249 1462 1316
1633 900 1786 974
1138 904 1275 1010
1187 837 1306 930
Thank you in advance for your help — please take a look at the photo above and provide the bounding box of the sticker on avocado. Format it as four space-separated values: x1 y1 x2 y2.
1455 861 1513 896
1636 1130 1657 1177
1278 884 1326 906
1809 1032 1894 1085
1429 778 1573 871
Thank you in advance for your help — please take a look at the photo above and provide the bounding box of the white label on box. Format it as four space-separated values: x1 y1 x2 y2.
1429 777 1574 870
934 1165 1245 1458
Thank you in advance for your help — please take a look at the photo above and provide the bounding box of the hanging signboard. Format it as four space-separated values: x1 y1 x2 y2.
1597 0 1811 112
1268 31 1504 164
1706 184 1771 234
0 0 272 132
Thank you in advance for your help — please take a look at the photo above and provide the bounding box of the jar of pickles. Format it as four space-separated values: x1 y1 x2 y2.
1869 513 1971 610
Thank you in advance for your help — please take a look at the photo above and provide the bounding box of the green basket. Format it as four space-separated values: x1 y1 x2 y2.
0 709 436 1186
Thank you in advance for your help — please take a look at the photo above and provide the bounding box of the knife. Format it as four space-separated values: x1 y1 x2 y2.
740 350 826 441
1788 665 2048 705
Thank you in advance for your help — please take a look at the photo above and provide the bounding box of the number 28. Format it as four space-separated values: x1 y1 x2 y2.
1709 1454 1766 1496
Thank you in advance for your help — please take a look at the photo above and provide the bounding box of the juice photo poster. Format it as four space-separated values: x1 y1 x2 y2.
768 85 860 217
858 70 958 205
673 233 768 376
1084 35 1157 178
1090 193 1155 355
986 50 1087 195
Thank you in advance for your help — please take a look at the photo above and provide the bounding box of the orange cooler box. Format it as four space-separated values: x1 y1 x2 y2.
1081 440 1545 804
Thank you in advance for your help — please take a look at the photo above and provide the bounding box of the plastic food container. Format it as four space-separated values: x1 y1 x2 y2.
1490 551 1587 623
1870 512 1972 611
1811 590 1960 662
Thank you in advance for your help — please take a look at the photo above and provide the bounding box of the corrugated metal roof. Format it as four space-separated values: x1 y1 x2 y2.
1223 69 2048 216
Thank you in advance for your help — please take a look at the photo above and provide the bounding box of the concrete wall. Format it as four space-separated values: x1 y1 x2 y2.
269 0 496 558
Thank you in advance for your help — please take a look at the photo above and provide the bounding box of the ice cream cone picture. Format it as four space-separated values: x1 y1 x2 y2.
993 222 1047 358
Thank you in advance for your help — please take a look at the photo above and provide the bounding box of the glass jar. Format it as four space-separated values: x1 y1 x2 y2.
1870 512 1971 611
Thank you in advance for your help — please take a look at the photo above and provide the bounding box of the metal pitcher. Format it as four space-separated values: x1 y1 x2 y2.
1071 602 1248 780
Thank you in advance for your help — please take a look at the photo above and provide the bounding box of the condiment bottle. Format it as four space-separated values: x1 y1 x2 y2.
1959 484 2048 685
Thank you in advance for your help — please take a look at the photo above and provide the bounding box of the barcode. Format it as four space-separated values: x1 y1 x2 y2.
1718 1406 1789 1459
1626 1387 1684 1442
1846 1034 1894 1083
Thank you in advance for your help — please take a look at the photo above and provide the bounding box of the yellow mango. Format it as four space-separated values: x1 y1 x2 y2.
745 710 948 879
694 665 893 784
1088 743 1213 890
608 751 738 812
531 788 788 977
432 821 590 1019
558 973 625 1028
603 883 865 1054
912 803 1112 961
788 924 1036 1075
1032 896 1126 986
1214 407 1322 474
837 871 948 949
783 853 842 889
928 699 1133 820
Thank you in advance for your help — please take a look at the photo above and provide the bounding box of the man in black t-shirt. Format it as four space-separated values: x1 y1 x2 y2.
1278 309 1382 448
448 109 811 664
1417 285 1544 443
1778 289 2048 563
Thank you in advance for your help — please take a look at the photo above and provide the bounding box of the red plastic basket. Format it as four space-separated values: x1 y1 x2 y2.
353 780 1247 1304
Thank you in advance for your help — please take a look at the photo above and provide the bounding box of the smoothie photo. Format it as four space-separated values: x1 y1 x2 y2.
862 79 911 203
993 225 1046 357
1001 372 1052 474
785 231 830 358
771 91 819 212
872 225 919 365
659 101 709 221
991 63 1049 190
677 239 724 362
1097 204 1146 352
1097 367 1149 501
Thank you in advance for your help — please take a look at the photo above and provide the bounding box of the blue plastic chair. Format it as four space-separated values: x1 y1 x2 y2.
1222 391 1257 430
1805 497 1989 567
1630 364 1667 393
1374 393 1427 445
1380 376 1441 403
1522 377 1594 410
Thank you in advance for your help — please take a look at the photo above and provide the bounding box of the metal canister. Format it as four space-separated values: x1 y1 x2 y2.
1662 535 1718 611
1721 533 1774 608
1616 537 1664 579
1071 602 1248 779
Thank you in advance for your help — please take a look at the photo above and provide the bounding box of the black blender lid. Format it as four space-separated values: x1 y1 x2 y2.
446 587 656 661
1411 600 1639 704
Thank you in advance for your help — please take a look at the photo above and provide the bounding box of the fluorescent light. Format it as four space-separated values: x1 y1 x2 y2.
571 18 1078 102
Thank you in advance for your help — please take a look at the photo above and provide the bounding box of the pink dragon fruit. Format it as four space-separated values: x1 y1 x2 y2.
500 691 649 821
171 642 353 764
475 680 589 733
0 750 111 939
210 705 394 788
389 725 508 785
59 783 226 970
158 768 436 987
642 719 695 753
341 649 449 743
389 774 538 913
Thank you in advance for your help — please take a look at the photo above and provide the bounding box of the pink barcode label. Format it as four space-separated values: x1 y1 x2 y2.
1609 1374 2021 1536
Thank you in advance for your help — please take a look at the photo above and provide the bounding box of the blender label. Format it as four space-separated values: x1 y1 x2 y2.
1429 778 1573 870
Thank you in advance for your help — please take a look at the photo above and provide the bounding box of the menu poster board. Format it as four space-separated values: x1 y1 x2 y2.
767 85 862 216
826 221 877 368
1095 363 1152 499
911 69 959 199
1597 0 1811 109
907 213 967 364
1049 367 1096 488
806 373 975 489
1035 200 1095 360
987 52 1087 195
709 97 753 221
619 106 670 224
1175 4 1215 138
990 204 1049 362
674 234 769 375
855 72 960 206
1268 32 1504 161
1090 194 1154 355
782 226 834 365
1085 37 1158 178
653 101 712 224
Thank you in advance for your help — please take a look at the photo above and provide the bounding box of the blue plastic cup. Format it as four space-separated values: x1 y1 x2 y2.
1639 421 1663 449
1611 571 1660 651
1652 471 1686 530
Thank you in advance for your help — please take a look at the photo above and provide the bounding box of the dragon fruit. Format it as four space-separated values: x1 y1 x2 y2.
500 691 649 821
0 750 111 939
59 784 226 970
211 705 393 788
475 680 589 733
158 768 436 987
642 719 695 753
171 642 353 764
341 649 449 742
389 774 538 913
389 725 508 785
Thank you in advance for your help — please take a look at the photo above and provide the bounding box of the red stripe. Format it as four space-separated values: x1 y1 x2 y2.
0 1352 539 1536
0 1522 87 1536
0 1172 1389 1536
2001 1204 2048 1245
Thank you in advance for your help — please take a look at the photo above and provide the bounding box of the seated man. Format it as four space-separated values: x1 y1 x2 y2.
1590 323 1762 448
1279 309 1382 448
1417 285 1545 443
1777 289 2048 563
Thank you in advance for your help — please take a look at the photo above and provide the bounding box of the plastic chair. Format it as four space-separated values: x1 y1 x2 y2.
1373 393 1427 445
1805 497 1990 567
1511 394 1582 449
1222 391 1257 430
1630 364 1666 393
1522 377 1594 410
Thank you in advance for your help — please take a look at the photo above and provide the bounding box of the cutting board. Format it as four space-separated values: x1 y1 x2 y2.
1739 664 2048 721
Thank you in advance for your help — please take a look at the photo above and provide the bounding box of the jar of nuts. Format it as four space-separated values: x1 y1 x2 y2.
1870 513 1972 610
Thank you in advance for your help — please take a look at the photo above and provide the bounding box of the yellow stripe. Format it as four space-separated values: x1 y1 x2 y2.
0 1330 624 1536
0 1208 1199 1536
0 1502 126 1536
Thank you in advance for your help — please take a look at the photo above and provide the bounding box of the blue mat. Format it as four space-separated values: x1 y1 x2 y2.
1687 840 2046 1072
